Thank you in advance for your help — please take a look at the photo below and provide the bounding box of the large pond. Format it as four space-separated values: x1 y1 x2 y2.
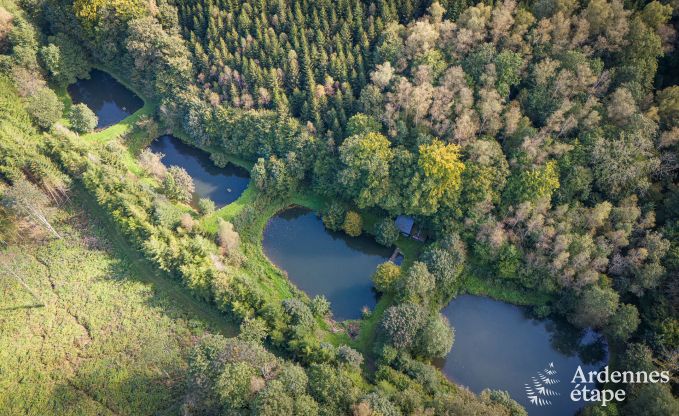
150 135 250 207
262 207 392 320
440 295 607 416
67 69 143 128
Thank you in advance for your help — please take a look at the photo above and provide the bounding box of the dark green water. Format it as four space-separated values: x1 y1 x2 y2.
440 295 608 416
262 207 391 320
67 69 143 128
150 135 250 207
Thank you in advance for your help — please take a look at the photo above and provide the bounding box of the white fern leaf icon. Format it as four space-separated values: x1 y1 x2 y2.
525 363 561 406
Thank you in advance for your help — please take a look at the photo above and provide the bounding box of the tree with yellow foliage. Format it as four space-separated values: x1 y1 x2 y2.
408 140 465 215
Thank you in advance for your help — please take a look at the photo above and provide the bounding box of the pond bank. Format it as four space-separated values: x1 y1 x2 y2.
439 295 607 416
262 207 391 321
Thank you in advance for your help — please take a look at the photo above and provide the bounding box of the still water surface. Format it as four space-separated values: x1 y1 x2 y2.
440 295 608 416
67 69 143 128
263 207 391 320
150 135 250 207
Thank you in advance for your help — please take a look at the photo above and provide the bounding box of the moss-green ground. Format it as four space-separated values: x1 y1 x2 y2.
0 190 236 416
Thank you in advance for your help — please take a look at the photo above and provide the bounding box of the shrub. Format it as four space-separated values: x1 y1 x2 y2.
381 303 427 350
26 87 63 129
0 7 12 52
397 261 435 304
198 198 215 215
216 362 258 410
217 219 240 253
372 262 401 293
337 345 364 369
310 295 331 318
354 392 401 416
282 298 314 328
239 318 269 344
68 103 98 133
162 165 194 202
322 201 346 231
343 210 362 237
179 212 195 232
276 364 309 397
252 380 294 416
421 246 463 297
138 149 167 179
415 314 454 359
375 218 399 247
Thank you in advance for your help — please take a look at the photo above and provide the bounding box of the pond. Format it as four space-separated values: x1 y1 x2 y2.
439 295 608 416
67 69 143 128
150 135 250 208
262 207 392 320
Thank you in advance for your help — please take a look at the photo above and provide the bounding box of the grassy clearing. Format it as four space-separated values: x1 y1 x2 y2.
460 272 552 306
0 193 236 416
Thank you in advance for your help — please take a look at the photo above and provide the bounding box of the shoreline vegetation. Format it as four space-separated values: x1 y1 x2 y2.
1 0 677 414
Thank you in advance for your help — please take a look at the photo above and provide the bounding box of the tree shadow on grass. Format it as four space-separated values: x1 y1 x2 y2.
69 186 239 338
0 303 44 311
50 369 184 416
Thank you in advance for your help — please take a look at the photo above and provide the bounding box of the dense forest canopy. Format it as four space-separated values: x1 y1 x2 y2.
1 0 678 414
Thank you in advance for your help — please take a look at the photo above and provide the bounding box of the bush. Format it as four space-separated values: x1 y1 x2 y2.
310 295 331 318
216 362 258 410
354 392 401 416
337 345 364 369
198 198 215 215
162 165 194 202
282 298 314 328
26 87 63 129
252 380 294 416
397 261 435 304
421 246 463 297
415 314 454 359
239 317 269 344
381 303 427 350
179 213 195 232
217 219 240 253
139 149 167 179
375 218 399 247
322 201 346 231
372 262 401 293
276 364 309 397
343 210 362 237
0 7 12 52
68 103 97 133
39 33 89 85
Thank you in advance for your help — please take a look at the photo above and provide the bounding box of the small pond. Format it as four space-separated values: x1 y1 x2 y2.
439 295 608 416
67 69 143 128
150 135 250 207
262 207 392 320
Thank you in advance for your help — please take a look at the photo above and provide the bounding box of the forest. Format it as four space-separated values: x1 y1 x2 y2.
0 0 678 415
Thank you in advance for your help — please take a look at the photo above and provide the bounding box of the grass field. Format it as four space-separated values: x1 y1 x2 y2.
0 190 236 416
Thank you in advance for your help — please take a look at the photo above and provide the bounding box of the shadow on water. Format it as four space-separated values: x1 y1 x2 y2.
150 135 250 208
263 207 391 320
438 295 608 416
67 69 143 128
